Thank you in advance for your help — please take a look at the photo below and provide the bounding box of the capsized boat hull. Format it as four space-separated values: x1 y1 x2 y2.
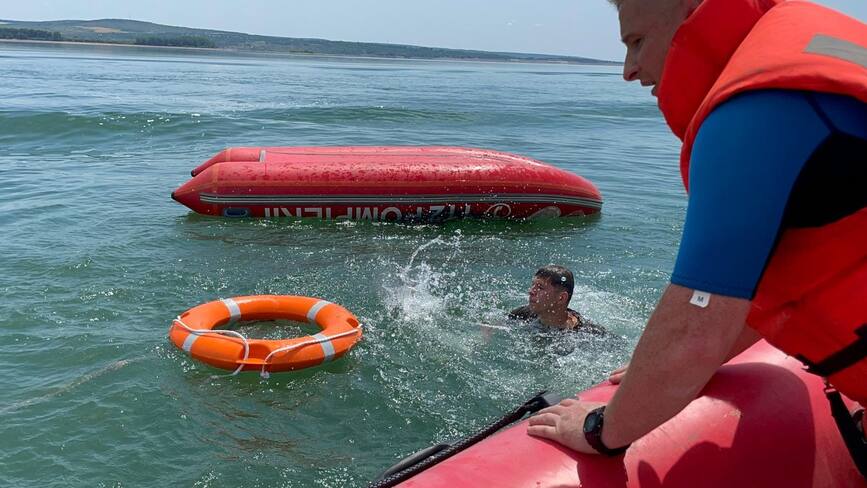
172 146 603 221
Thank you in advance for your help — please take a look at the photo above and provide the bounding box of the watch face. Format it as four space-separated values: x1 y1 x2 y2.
584 410 603 434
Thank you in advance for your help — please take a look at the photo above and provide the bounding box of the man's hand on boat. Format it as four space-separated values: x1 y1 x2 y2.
526 398 607 454
608 363 628 385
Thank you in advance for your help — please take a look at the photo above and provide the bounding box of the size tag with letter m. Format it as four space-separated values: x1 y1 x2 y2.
690 290 711 308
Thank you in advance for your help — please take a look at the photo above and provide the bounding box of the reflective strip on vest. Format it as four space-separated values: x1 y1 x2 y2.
313 332 335 362
307 300 331 323
221 298 242 324
805 34 867 69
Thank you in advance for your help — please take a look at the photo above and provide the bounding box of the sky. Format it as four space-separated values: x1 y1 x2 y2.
1 0 865 61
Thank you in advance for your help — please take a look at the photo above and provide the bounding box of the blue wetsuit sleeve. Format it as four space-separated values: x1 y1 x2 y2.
671 91 832 298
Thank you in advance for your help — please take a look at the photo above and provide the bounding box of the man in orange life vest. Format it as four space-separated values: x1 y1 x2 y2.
527 0 867 463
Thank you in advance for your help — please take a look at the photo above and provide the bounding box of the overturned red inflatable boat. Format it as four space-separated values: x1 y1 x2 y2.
394 341 866 487
171 146 602 222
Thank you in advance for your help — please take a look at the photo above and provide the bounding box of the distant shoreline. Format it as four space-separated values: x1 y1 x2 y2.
0 38 621 66
0 38 220 53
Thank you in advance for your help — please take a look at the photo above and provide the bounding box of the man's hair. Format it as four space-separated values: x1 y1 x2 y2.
609 0 700 12
535 265 575 302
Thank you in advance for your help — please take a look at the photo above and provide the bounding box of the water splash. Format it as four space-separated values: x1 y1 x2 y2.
381 235 463 325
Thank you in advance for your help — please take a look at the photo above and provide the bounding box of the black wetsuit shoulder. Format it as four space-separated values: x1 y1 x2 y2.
508 305 606 334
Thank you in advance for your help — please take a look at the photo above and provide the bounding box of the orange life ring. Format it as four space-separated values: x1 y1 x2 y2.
168 295 361 374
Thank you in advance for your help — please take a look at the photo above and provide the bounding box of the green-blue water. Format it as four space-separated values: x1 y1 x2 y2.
0 41 685 487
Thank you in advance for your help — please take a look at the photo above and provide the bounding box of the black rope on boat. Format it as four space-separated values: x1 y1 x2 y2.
824 385 867 478
369 390 561 488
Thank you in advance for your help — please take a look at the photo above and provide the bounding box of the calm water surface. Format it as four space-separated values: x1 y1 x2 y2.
0 42 684 487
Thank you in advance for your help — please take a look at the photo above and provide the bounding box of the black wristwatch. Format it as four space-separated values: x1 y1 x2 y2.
583 406 629 456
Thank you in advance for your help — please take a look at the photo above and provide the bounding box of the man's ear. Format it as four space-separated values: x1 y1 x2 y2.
559 291 569 305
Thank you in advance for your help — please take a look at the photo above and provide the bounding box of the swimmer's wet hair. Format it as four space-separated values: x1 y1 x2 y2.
535 265 575 302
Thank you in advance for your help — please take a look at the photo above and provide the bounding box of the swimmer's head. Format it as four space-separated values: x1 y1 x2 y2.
528 265 575 314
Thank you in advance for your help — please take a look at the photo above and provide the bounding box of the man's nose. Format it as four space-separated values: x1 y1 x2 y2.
623 51 639 82
623 60 639 82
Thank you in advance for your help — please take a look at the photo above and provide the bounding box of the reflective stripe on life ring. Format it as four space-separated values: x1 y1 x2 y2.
312 332 336 362
182 330 200 352
221 298 242 323
306 299 331 323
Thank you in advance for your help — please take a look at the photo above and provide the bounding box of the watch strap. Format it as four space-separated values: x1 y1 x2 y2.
583 406 629 456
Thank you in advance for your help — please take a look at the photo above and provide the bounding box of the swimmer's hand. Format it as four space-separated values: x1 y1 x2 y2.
479 322 509 342
478 323 510 330
608 363 629 385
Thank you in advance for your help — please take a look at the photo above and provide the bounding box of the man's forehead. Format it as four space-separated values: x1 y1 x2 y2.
619 0 665 38
619 0 645 38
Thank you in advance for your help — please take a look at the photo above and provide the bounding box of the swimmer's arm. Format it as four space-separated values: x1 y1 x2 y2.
600 284 749 449
479 321 512 342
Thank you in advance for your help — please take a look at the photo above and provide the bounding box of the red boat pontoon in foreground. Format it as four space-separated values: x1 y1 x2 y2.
171 146 602 222
391 341 866 487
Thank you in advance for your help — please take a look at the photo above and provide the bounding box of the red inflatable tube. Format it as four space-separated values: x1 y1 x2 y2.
172 146 603 222
397 341 866 487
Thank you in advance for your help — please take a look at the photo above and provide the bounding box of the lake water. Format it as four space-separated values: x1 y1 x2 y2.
0 41 685 487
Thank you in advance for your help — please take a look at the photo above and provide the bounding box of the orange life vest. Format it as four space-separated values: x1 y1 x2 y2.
657 0 867 402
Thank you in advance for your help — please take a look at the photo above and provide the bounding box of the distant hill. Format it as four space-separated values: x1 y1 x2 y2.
0 18 617 64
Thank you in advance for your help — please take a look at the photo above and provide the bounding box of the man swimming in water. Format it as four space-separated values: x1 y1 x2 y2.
509 265 605 334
